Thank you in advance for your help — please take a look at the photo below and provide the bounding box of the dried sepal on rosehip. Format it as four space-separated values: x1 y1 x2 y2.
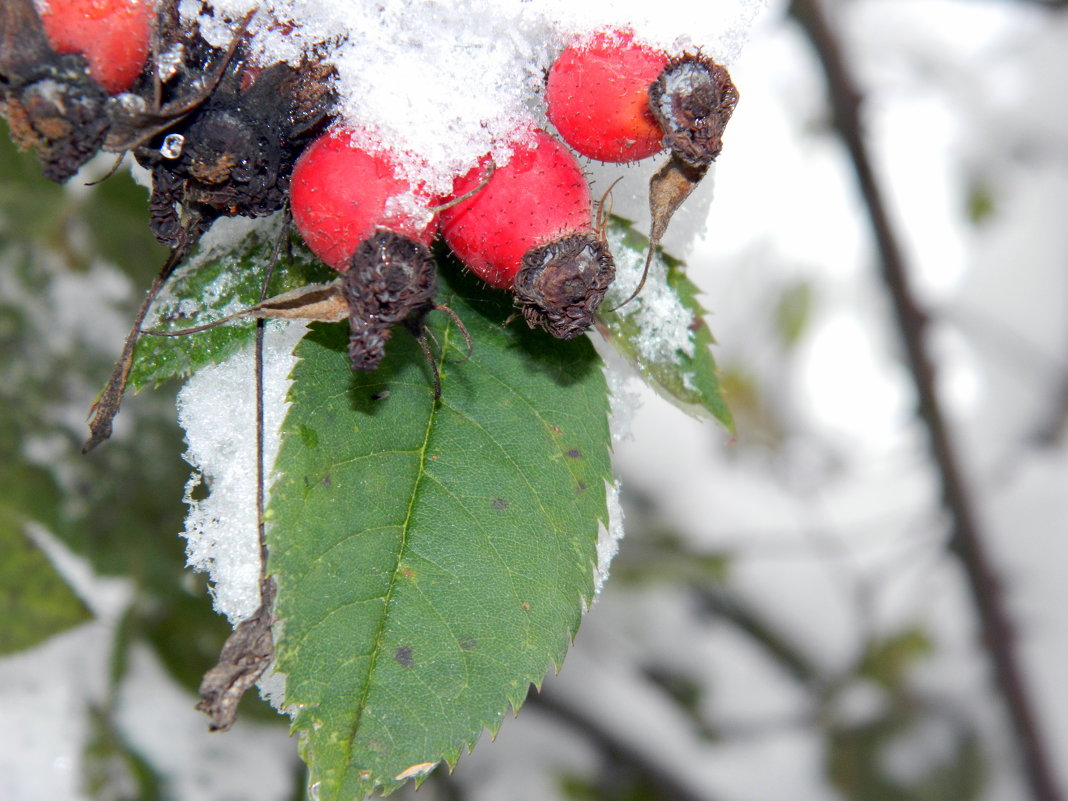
648 56 738 170
514 234 615 340
98 4 337 251
343 230 437 373
439 129 615 340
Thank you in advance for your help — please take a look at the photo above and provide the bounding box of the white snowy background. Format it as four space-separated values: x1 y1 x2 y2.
2 0 1067 799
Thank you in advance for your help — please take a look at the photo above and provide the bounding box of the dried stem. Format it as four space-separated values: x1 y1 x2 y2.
196 217 289 730
789 2 1064 800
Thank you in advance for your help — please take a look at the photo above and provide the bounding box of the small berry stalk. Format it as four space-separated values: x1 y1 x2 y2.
439 129 615 340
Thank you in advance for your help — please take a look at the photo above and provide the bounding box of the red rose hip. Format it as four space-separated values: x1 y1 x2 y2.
291 126 435 272
439 129 614 340
545 29 668 163
546 28 738 169
291 127 444 375
37 0 155 94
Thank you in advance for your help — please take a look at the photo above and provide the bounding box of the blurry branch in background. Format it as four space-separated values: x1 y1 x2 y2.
529 691 724 801
788 2 1065 801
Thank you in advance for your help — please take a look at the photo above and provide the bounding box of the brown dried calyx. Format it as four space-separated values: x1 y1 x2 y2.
514 232 616 340
343 230 438 372
649 56 738 172
613 56 737 312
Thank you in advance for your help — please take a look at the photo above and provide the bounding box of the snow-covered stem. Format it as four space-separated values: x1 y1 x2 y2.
790 2 1064 800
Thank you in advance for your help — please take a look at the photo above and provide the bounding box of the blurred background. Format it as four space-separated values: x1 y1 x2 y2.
2 0 1067 799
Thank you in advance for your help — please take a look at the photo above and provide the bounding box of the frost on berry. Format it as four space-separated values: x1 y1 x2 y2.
343 230 437 371
648 56 738 170
514 233 615 340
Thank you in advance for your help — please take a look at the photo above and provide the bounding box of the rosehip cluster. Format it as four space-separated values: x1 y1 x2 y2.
2 6 738 440
289 124 617 368
286 26 737 360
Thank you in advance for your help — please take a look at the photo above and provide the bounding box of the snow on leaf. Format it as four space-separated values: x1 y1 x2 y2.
598 216 734 431
267 262 612 798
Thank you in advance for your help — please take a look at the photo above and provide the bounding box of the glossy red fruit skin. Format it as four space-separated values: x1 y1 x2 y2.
439 130 593 288
291 127 435 272
546 29 669 163
37 0 154 95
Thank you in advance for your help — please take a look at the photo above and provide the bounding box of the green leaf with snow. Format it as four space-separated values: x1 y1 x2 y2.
597 216 733 432
127 221 333 392
267 262 612 799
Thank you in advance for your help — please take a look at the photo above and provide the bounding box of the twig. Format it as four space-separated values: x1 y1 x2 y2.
196 217 289 729
789 3 1064 800
530 690 726 801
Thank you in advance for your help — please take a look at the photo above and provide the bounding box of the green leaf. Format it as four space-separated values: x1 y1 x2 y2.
597 216 733 431
268 263 612 799
127 223 334 392
966 179 996 225
0 120 66 245
827 707 985 801
774 280 813 349
0 515 91 654
858 627 932 691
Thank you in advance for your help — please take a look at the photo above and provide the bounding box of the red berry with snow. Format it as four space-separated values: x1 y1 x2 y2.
545 29 668 164
546 29 738 170
439 129 614 340
37 0 155 95
291 127 445 375
291 127 435 272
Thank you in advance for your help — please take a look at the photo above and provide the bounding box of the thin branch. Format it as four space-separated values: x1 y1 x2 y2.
530 690 727 801
788 3 1064 800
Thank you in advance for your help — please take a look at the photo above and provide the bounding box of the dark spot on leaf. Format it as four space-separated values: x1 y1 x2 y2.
321 474 332 488
689 315 703 331
303 476 311 488
458 637 476 651
576 481 587 493
491 498 509 511
394 646 413 668
566 449 581 459
297 424 319 448
371 390 390 401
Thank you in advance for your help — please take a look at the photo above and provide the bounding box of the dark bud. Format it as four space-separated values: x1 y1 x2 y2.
648 56 738 170
514 232 615 340
343 230 437 372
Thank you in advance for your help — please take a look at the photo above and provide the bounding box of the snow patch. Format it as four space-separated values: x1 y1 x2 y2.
176 321 306 624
